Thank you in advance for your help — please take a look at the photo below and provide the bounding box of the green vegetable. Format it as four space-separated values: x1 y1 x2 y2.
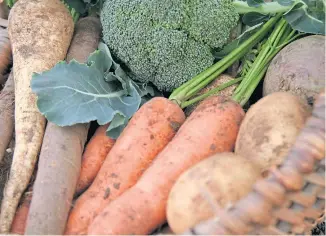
31 42 158 139
31 0 325 139
100 0 240 92
170 0 325 107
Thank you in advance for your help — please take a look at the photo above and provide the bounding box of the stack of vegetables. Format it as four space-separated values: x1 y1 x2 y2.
0 0 324 234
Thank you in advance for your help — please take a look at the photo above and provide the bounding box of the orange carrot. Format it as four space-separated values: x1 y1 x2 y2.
64 97 186 235
10 192 32 235
75 124 116 195
87 95 245 235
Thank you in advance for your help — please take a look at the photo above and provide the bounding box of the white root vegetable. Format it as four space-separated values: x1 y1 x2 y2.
0 71 14 163
0 0 74 232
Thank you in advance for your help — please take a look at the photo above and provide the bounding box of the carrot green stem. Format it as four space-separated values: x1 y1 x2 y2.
232 17 299 106
181 77 243 109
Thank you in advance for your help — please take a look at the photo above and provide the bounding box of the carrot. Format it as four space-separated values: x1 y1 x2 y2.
75 123 116 195
0 0 74 232
87 95 245 235
64 97 186 235
10 191 32 235
0 71 13 163
24 16 101 235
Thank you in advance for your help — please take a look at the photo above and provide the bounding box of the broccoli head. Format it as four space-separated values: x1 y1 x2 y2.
101 0 239 92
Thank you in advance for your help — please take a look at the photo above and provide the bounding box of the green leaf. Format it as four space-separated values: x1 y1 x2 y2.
214 23 264 59
106 112 129 139
31 58 141 126
87 50 112 73
284 0 325 34
247 0 265 7
242 12 270 26
277 0 295 6
32 41 159 139
98 42 119 68
31 46 142 128
303 0 325 20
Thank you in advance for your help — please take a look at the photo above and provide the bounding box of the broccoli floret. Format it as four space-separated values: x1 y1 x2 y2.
101 0 239 92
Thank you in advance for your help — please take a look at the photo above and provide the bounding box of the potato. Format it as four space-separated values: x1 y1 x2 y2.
235 92 311 175
263 35 325 106
166 152 261 234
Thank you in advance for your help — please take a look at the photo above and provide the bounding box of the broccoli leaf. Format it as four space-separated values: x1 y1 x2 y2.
247 0 265 7
31 56 140 127
32 42 159 139
284 0 325 34
213 23 264 59
242 12 270 26
31 43 154 139
106 112 129 139
277 0 295 6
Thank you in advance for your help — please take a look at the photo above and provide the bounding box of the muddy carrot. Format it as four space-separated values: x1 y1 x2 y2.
87 95 245 235
64 97 186 235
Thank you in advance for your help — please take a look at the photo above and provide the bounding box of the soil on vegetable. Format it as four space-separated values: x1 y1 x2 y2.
0 134 37 205
0 136 14 203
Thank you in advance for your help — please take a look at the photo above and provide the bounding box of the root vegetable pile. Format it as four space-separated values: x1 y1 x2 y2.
0 0 324 235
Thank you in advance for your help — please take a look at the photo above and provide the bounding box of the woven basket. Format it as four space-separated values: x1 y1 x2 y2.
182 91 325 235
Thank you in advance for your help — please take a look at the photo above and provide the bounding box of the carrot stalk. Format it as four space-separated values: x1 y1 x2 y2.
0 71 14 163
75 124 116 195
0 0 74 232
64 97 186 235
87 95 245 235
24 16 101 235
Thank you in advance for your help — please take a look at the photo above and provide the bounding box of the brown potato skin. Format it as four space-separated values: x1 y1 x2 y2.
263 35 325 106
235 92 311 175
166 152 261 234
